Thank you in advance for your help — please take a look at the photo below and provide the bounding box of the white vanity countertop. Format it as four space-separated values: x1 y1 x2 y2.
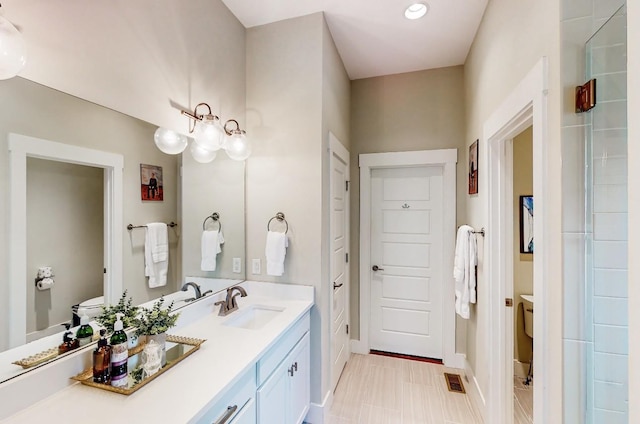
1 281 314 423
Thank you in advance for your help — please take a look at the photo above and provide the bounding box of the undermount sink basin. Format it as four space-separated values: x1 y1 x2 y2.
223 305 285 330
521 294 534 304
520 294 534 339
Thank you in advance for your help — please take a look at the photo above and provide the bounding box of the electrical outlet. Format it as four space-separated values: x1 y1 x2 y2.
252 259 261 275
232 257 242 273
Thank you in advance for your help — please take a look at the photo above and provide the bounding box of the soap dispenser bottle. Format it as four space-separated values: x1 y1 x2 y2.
110 313 129 388
93 329 111 384
58 323 79 354
76 314 94 347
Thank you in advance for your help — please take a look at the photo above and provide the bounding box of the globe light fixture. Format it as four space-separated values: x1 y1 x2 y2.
0 13 28 80
223 119 251 161
153 127 188 154
189 140 217 163
153 102 250 163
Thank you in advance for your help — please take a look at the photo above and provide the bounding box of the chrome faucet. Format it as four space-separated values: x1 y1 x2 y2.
215 285 248 316
181 282 202 300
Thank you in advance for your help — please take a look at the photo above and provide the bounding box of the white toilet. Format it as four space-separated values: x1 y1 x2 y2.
521 294 534 338
76 295 104 320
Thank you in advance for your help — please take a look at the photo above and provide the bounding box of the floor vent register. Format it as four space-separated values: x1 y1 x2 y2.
444 373 466 394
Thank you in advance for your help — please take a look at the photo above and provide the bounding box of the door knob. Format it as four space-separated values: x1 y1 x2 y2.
333 282 343 290
372 265 384 271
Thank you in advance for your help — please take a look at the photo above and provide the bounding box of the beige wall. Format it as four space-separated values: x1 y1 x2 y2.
26 159 103 336
4 0 245 135
0 77 180 351
349 66 467 347
463 0 562 415
246 12 351 404
512 127 533 363
628 2 639 421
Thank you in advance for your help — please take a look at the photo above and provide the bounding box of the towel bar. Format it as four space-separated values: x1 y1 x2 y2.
127 222 177 230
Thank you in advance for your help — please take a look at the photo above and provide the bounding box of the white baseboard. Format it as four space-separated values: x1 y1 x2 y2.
445 352 466 369
464 358 487 422
305 390 332 424
350 339 367 354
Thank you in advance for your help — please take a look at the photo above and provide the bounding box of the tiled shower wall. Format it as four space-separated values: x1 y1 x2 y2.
561 1 627 423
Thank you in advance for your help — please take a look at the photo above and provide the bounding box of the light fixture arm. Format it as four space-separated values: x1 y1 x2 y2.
223 119 243 136
180 103 218 134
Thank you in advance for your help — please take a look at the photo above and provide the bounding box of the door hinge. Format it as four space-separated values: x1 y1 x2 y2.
346 325 349 335
345 181 349 191
103 268 107 274
345 253 349 263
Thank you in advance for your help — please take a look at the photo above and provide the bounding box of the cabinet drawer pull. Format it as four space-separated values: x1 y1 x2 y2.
288 366 294 377
213 405 237 424
293 362 298 372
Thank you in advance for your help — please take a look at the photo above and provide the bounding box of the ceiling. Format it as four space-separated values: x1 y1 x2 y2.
222 0 489 80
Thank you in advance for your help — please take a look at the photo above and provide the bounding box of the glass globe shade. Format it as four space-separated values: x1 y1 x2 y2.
154 127 188 155
0 16 27 80
224 132 251 161
190 141 217 163
193 115 224 152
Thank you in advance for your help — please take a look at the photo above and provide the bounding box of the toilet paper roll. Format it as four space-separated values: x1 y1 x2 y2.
37 266 53 279
37 277 55 291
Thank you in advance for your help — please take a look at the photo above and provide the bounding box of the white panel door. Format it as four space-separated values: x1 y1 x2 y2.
330 140 349 391
370 166 444 359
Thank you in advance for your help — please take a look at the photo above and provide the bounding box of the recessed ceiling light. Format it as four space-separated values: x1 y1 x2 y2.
404 3 429 20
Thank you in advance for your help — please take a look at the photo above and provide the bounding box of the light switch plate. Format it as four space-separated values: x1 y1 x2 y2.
232 257 241 273
252 259 261 275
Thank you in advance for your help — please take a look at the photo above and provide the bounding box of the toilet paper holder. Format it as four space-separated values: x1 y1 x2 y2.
35 266 55 291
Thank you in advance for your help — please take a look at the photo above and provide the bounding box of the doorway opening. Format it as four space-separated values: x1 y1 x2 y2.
485 58 549 423
8 133 124 348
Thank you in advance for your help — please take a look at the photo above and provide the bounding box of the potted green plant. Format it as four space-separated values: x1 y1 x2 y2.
134 297 180 367
95 290 140 334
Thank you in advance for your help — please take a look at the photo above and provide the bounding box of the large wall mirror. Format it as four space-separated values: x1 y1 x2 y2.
0 77 246 383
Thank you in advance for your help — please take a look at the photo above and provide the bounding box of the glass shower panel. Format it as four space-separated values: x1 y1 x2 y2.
585 4 627 423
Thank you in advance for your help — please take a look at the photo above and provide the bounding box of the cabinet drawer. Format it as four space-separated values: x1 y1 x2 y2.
192 366 256 424
257 312 310 385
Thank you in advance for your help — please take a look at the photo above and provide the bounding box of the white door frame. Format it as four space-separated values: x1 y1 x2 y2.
8 133 124 348
356 149 461 368
485 58 548 423
329 132 350 390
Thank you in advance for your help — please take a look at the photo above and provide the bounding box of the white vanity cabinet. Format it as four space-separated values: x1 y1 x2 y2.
256 314 310 424
193 366 256 424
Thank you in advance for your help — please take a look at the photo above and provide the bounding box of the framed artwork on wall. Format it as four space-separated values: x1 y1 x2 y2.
140 164 163 201
520 195 534 253
468 139 478 195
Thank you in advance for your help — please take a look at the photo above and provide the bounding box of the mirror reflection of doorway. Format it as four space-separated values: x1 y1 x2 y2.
26 158 104 343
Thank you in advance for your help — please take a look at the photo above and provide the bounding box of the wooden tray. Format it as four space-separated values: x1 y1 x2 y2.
71 334 205 395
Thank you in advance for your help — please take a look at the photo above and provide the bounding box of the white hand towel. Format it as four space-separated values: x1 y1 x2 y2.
145 223 168 288
265 231 288 276
453 225 477 319
201 230 225 271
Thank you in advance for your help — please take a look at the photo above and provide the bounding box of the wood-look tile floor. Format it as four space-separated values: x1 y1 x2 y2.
513 376 533 424
328 353 484 424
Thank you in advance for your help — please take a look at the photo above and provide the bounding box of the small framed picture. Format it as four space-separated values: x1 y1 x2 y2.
468 140 478 195
140 164 163 201
520 195 534 254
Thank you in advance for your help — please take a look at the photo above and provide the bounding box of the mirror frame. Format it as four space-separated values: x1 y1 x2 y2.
8 133 123 348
